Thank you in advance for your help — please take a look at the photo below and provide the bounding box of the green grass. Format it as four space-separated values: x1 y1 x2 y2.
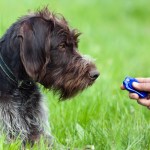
1 0 150 149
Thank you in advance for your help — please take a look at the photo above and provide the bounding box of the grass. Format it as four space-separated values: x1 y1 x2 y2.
1 0 150 149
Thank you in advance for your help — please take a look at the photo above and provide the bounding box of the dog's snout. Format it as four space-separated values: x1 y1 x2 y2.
89 70 100 80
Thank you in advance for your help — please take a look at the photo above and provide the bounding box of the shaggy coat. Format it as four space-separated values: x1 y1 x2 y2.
0 8 99 145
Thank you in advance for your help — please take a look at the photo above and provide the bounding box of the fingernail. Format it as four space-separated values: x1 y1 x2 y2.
132 82 139 87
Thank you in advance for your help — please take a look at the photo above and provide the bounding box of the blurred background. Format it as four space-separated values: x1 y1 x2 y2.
1 0 150 149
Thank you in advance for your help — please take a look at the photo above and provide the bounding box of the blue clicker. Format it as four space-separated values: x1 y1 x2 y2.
123 77 148 98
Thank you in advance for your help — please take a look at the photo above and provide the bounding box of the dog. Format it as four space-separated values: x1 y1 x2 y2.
0 7 99 147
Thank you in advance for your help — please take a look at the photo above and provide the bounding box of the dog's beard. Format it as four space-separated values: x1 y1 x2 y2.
41 58 96 100
57 77 91 100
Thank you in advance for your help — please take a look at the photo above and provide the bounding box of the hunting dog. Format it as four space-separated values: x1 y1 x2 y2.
0 8 99 146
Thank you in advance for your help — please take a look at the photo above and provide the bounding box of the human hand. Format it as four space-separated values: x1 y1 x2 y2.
121 78 150 109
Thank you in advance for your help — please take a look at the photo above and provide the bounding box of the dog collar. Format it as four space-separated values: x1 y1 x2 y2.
0 53 33 89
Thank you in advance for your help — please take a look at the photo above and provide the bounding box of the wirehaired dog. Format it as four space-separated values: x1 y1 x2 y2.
0 7 99 146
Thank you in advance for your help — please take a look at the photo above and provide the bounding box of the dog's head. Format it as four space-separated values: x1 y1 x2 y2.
17 8 99 99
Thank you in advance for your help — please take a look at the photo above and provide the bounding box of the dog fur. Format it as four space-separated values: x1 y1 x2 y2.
0 7 99 146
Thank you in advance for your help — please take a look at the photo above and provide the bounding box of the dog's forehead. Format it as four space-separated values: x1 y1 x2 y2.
51 24 79 43
23 8 80 45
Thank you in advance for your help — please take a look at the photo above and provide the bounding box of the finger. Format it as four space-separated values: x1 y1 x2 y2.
136 78 150 83
132 82 150 92
137 99 150 107
129 93 139 100
120 84 125 90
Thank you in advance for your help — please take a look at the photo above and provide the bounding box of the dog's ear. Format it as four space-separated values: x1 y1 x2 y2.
18 21 50 81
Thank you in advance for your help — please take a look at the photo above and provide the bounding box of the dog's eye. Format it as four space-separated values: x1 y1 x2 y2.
58 43 66 51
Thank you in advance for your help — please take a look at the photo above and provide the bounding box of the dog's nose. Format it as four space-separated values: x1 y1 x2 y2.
89 70 100 80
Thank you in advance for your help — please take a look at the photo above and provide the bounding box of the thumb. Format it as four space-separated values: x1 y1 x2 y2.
133 82 150 92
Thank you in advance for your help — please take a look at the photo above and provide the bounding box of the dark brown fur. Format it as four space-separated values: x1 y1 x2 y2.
0 7 99 146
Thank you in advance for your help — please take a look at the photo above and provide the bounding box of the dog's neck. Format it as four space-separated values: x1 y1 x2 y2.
0 41 35 93
0 52 19 85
